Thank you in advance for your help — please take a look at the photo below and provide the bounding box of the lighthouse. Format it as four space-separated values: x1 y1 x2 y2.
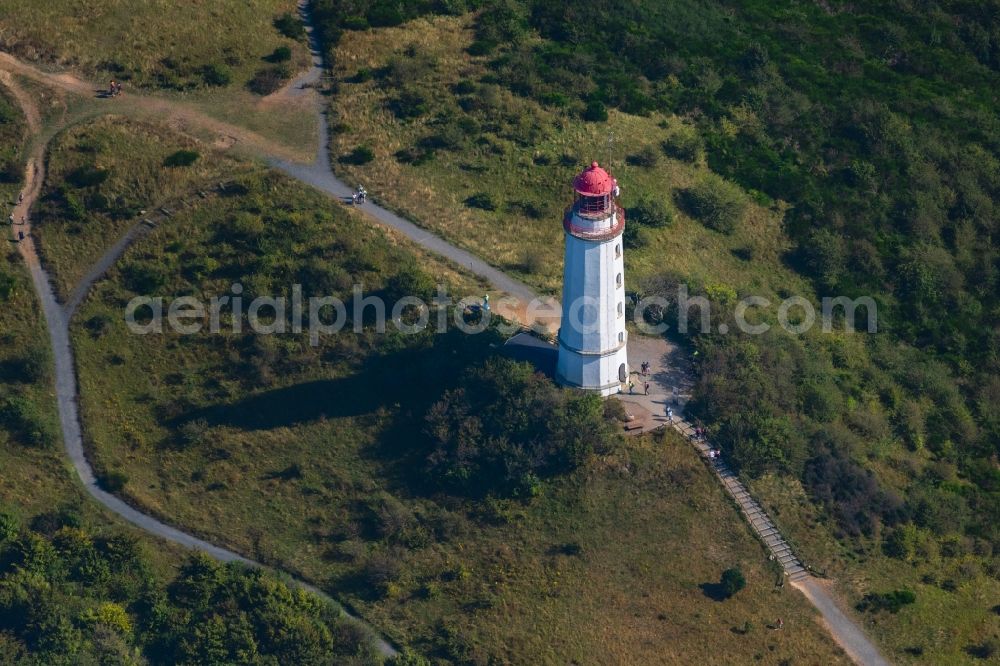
556 161 628 396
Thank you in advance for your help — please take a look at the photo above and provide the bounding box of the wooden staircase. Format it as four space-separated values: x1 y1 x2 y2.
671 419 811 582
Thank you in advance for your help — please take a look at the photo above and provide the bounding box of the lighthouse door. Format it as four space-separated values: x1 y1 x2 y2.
618 363 627 382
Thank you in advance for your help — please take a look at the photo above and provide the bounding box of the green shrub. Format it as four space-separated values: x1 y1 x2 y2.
662 127 704 162
267 46 292 63
200 63 231 86
622 222 646 249
0 511 17 542
66 166 109 188
856 589 916 614
677 174 747 234
0 393 54 448
626 146 659 168
453 80 477 95
342 15 370 30
629 198 674 228
274 12 305 39
247 66 289 95
339 146 375 165
163 150 199 167
122 263 166 293
98 471 129 492
464 192 497 211
720 567 746 598
583 100 608 122
388 89 429 119
0 270 15 301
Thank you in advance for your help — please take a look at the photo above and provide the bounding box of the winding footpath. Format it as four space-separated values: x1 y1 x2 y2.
1 4 889 662
2 66 400 659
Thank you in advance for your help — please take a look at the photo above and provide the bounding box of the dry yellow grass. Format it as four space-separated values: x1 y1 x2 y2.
0 0 309 89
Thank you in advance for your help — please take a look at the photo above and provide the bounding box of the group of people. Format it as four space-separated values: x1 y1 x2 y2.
107 80 123 97
627 380 651 395
352 184 367 204
8 191 26 241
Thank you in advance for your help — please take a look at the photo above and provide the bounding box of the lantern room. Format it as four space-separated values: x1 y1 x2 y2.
572 161 617 216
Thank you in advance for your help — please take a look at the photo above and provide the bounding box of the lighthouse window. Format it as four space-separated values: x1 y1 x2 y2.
617 302 623 317
618 332 624 343
615 244 621 258
616 272 622 287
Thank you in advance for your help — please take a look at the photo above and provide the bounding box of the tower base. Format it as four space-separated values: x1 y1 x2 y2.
556 340 628 397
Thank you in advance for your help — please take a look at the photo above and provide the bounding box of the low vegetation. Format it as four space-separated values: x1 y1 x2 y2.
32 116 244 299
0 88 25 200
0 0 309 91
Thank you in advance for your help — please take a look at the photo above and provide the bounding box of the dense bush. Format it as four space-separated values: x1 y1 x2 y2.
720 567 746 598
0 391 54 448
803 445 906 537
97 470 128 492
856 589 917 614
662 127 704 162
626 146 659 168
582 100 608 122
340 146 375 165
273 12 305 39
464 192 497 211
0 511 380 663
424 358 616 497
628 197 674 228
200 63 231 86
66 166 109 188
267 46 292 63
247 66 289 95
677 174 747 234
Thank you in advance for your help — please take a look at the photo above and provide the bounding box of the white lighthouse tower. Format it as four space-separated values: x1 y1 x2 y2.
556 161 628 396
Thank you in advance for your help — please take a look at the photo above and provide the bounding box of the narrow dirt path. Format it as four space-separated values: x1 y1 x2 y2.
0 69 40 132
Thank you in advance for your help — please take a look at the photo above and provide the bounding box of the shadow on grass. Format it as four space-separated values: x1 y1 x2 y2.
699 582 730 602
171 326 507 494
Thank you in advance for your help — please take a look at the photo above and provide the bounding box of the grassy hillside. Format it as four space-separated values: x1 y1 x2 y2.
32 116 249 299
0 86 25 208
0 0 311 92
70 168 847 663
320 5 1000 662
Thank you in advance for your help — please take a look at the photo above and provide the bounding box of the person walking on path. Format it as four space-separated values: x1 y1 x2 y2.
629 380 635 394
666 406 673 422
644 381 649 395
18 192 23 204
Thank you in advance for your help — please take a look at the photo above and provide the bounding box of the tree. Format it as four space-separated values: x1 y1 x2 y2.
720 568 746 598
424 358 616 497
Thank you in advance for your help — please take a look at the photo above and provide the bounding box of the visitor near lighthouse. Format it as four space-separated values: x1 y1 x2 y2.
556 161 628 396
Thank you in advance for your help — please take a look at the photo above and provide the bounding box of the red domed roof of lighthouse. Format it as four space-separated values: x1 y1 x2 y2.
573 161 615 196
